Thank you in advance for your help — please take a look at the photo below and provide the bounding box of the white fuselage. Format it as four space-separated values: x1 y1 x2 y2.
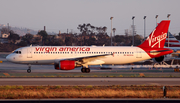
6 46 151 65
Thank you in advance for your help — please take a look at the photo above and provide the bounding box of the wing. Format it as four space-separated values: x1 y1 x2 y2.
55 53 114 66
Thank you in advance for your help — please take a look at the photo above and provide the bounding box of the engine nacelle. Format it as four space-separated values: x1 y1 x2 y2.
54 60 76 70
152 56 164 63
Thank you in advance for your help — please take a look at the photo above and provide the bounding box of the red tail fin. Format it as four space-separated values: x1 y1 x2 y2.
138 20 170 48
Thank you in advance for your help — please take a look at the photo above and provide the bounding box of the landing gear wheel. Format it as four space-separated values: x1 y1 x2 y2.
85 68 90 73
27 69 31 73
27 64 31 73
81 68 86 73
81 68 90 73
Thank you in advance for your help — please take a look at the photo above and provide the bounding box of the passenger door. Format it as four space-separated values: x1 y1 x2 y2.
27 47 32 58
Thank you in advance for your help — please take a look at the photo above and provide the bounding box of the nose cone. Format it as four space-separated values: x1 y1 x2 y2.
6 54 13 62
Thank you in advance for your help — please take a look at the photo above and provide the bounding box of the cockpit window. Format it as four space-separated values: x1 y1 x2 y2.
13 51 21 54
13 51 18 53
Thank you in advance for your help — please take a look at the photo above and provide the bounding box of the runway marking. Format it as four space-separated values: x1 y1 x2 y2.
3 73 10 76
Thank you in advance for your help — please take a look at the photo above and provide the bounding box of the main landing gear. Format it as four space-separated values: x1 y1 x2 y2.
27 64 31 73
81 67 90 73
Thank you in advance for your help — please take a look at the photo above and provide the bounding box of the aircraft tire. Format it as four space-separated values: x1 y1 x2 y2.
81 68 86 73
85 68 90 73
27 69 31 73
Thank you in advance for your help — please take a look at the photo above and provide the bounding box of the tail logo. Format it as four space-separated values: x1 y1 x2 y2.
147 29 167 48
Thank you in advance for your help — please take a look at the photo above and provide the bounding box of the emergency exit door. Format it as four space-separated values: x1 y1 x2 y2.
136 48 142 58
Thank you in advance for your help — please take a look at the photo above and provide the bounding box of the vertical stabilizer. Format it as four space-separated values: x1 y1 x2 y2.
138 20 170 48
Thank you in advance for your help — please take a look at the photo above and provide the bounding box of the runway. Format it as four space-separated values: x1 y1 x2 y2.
0 78 180 86
1 55 180 86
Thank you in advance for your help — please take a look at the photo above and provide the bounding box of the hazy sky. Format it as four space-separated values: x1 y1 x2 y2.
0 0 180 36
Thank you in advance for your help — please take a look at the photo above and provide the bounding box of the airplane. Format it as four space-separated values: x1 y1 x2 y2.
165 32 180 47
151 32 180 63
151 32 180 64
6 20 173 73
151 32 180 67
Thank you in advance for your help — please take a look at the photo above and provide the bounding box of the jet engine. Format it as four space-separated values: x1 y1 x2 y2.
54 60 76 70
152 56 164 63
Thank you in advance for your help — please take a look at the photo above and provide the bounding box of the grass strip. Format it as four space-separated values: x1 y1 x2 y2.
0 85 179 99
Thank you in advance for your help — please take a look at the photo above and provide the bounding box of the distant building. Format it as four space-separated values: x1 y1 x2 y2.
125 25 136 36
0 31 10 44
32 34 42 43
1 33 10 38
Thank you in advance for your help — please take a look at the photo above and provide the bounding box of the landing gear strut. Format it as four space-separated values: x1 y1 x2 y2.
81 67 90 73
27 64 31 73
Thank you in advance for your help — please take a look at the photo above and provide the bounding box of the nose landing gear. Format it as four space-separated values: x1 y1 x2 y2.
27 64 31 73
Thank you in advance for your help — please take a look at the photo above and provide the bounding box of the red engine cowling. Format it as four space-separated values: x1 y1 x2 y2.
54 60 75 70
